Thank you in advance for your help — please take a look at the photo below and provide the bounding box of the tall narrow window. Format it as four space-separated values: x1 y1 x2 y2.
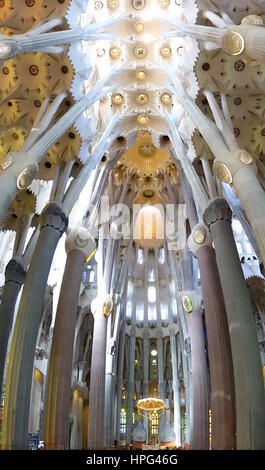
151 411 159 436
148 286 156 303
120 408 126 435
137 248 145 265
136 303 144 322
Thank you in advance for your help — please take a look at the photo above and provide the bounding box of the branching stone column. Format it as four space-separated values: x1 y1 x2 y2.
44 228 95 449
126 315 136 445
179 332 192 446
203 197 265 449
0 22 111 58
142 329 149 443
0 72 116 223
169 327 181 447
179 236 209 449
0 258 26 396
87 229 117 449
1 203 68 450
166 67 265 266
143 249 149 443
188 223 236 449
115 324 126 445
184 290 209 450
165 15 265 61
104 322 116 447
0 204 39 396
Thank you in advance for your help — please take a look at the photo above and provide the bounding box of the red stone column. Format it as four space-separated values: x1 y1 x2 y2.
189 223 236 449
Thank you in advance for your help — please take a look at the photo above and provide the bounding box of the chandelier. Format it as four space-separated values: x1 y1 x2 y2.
137 397 165 419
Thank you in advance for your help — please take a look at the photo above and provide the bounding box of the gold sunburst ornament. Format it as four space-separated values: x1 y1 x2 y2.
134 45 147 58
160 44 172 57
110 46 121 59
136 69 146 81
161 92 172 104
112 93 124 105
136 93 149 104
137 114 149 125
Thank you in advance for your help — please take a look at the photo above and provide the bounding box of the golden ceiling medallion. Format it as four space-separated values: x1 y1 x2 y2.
213 160 232 184
132 0 145 9
134 45 147 58
137 114 149 125
136 92 149 104
103 297 113 317
222 31 245 56
193 226 206 245
160 44 172 57
112 93 124 105
0 153 13 170
134 22 145 33
107 0 120 9
161 92 172 104
182 294 193 313
136 69 146 81
17 164 38 190
160 0 170 7
238 150 253 165
109 46 121 59
139 143 156 156
241 14 264 25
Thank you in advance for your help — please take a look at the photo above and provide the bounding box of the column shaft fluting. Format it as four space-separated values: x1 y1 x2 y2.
1 204 67 450
187 309 209 449
44 249 85 449
204 198 265 449
197 245 236 449
87 303 108 449
0 259 26 395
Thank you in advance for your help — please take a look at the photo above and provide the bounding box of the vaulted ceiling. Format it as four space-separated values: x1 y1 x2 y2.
0 0 265 217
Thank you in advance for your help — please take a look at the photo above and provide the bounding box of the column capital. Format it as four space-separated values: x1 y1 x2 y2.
143 329 149 340
72 381 89 400
203 197 232 228
5 257 26 285
65 227 96 259
40 203 68 234
188 223 212 257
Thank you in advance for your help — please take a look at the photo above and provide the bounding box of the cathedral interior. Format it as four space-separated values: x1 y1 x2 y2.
0 0 265 451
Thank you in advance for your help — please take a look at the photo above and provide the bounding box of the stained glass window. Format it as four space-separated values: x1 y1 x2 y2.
151 411 159 436
120 408 126 435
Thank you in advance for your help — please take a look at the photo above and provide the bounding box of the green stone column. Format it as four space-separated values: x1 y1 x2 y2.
1 203 68 449
0 258 26 396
